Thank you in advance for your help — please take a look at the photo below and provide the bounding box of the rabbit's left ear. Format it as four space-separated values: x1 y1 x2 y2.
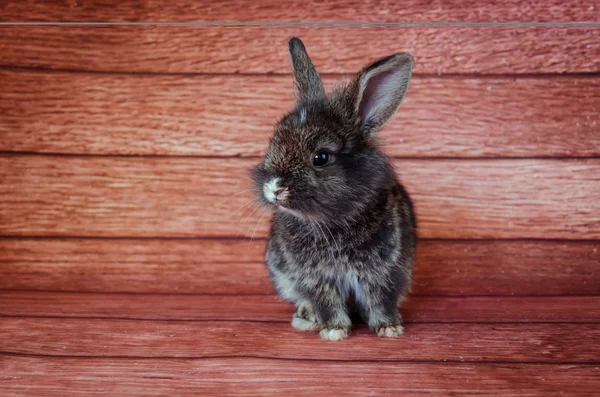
352 53 414 134
288 37 326 103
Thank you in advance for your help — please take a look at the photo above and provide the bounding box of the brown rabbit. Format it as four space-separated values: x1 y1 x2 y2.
251 38 416 340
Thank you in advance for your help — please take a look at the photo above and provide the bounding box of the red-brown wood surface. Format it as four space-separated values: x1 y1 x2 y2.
1 3 599 396
1 239 598 296
1 156 598 239
1 26 598 74
2 357 597 397
1 292 599 323
2 0 598 23
2 70 598 157
1 317 599 362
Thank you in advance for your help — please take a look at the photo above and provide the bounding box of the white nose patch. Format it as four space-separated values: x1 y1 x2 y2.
263 178 280 203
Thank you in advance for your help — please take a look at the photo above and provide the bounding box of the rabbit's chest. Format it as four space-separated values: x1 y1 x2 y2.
290 227 399 268
275 217 402 283
288 238 399 276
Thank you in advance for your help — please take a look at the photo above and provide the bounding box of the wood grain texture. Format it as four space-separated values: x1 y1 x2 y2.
2 70 599 157
1 239 598 296
0 26 598 74
1 291 599 323
2 4 599 396
1 318 599 362
2 357 598 397
3 0 598 23
0 238 270 295
1 156 598 239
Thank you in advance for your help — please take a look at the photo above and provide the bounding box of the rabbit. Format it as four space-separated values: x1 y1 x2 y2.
251 37 416 341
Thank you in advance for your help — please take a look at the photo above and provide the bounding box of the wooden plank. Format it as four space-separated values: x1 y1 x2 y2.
0 239 598 296
0 238 270 295
1 318 599 362
1 357 598 397
2 70 599 157
0 26 598 74
2 0 597 23
1 291 599 323
0 156 598 239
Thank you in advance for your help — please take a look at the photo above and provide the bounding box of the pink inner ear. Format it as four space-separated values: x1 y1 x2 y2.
358 69 396 124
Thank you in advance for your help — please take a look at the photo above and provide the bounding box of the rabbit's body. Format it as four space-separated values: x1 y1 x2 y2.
266 180 415 339
251 38 416 340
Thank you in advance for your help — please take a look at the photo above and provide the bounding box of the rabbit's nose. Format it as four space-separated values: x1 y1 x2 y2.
263 178 289 204
274 187 289 202
273 187 284 198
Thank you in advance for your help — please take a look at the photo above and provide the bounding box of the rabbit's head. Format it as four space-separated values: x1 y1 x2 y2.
252 37 413 223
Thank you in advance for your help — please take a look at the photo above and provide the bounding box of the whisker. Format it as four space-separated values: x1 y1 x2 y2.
214 188 255 208
323 222 342 258
230 197 257 218
236 204 262 239
248 210 268 245
314 221 335 262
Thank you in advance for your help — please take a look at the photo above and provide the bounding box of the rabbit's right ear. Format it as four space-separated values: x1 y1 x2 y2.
288 37 326 103
350 53 414 135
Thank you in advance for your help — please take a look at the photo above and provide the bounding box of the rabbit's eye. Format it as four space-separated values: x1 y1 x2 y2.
313 151 331 167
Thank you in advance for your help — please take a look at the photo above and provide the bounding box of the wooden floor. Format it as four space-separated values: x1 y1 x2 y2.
1 1 600 396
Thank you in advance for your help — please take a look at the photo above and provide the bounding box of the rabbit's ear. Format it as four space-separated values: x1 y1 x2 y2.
352 53 414 134
288 37 326 103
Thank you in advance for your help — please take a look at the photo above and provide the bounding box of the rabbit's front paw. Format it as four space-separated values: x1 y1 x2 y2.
319 327 350 341
291 300 319 331
375 324 404 338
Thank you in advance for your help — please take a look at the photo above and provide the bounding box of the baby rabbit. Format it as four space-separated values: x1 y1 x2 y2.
251 37 416 340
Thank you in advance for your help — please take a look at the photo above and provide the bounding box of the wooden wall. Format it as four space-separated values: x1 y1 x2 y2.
0 1 599 299
1 2 600 396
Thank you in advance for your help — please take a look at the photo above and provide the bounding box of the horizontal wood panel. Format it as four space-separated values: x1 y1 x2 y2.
2 318 599 362
0 26 598 74
2 358 597 397
3 0 597 23
1 292 599 323
1 156 598 239
2 70 598 157
1 239 598 296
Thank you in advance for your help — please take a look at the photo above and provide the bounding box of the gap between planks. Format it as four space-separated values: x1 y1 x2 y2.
4 64 600 78
1 289 600 296
1 352 599 366
1 152 600 160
